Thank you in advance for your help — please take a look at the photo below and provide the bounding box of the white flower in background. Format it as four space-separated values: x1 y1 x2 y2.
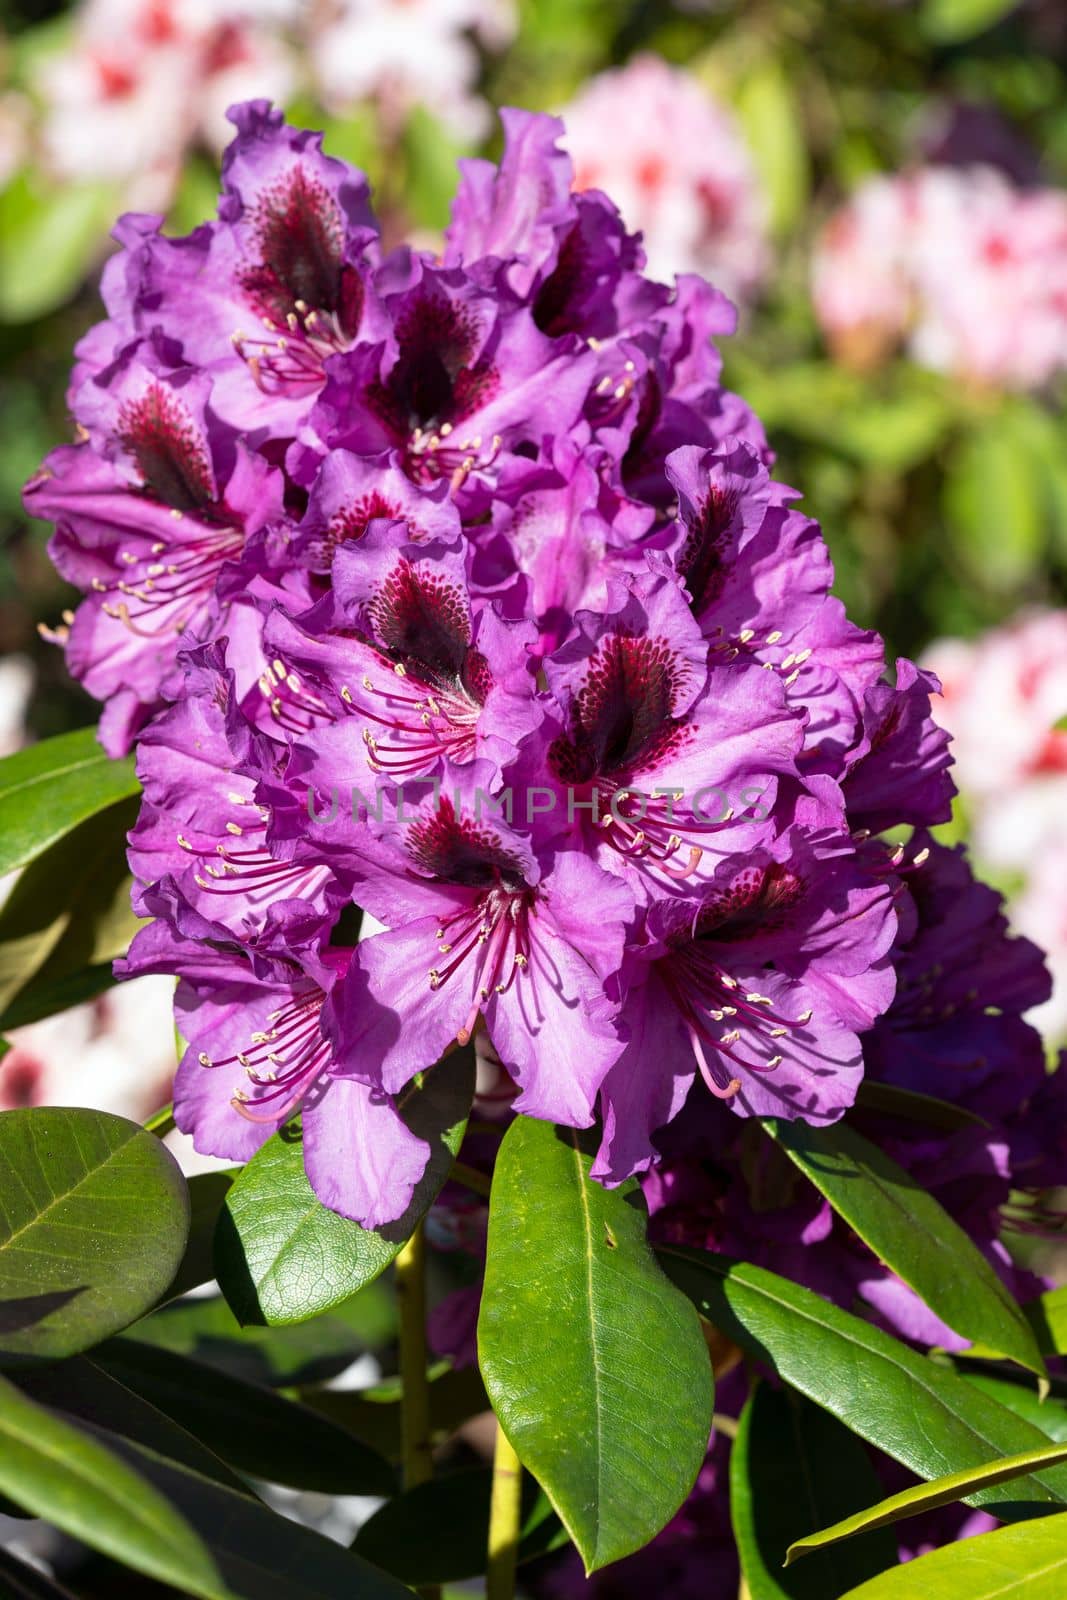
0 656 33 760
814 165 1067 390
559 54 768 301
308 0 517 140
924 610 1067 1042
0 977 177 1121
35 0 297 209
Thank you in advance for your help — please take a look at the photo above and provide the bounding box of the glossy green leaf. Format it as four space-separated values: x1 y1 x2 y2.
0 1107 189 1364
789 1442 1067 1565
479 1117 713 1572
71 1420 413 1600
0 1372 227 1598
958 1367 1067 1444
838 1511 1067 1598
660 1249 1067 1513
0 728 139 878
353 1465 566 1584
130 1283 395 1386
732 1382 898 1598
0 798 141 1018
767 1118 1045 1379
92 1337 395 1495
216 1053 474 1325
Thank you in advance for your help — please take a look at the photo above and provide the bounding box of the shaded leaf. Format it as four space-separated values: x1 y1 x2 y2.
93 1337 396 1495
165 1170 237 1303
732 1382 898 1597
479 1118 713 1572
72 1421 413 1600
303 1361 489 1463
15 1355 248 1491
0 1372 227 1599
216 1054 474 1325
353 1465 566 1584
854 1081 989 1132
0 1107 189 1364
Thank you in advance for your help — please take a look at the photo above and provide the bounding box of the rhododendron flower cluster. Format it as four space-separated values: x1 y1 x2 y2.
27 101 957 1229
925 609 1067 1040
813 165 1067 389
559 55 767 300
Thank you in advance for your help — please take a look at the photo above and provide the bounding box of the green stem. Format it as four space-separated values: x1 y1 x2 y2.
395 1221 439 1600
486 1423 523 1600
396 1221 433 1488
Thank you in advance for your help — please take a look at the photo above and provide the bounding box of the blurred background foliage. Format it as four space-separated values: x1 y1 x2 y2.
2 0 1067 729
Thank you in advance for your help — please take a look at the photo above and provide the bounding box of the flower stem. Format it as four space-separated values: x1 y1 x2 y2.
486 1422 523 1600
395 1220 439 1599
396 1220 434 1489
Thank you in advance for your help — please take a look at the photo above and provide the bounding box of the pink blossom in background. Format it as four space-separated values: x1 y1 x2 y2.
814 165 1067 389
308 0 517 139
559 54 767 300
924 610 1067 1041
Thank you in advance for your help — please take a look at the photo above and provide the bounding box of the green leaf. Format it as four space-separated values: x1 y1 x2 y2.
0 174 120 322
402 106 470 230
0 798 141 1018
70 1421 413 1600
1025 1288 1067 1356
660 1249 1067 1513
790 1438 1067 1563
921 0 1018 43
836 1511 1067 1598
732 57 809 234
0 1372 227 1598
959 1372 1067 1445
944 416 1045 590
0 728 139 878
766 1118 1046 1380
478 1117 713 1573
0 1107 189 1364
92 1337 396 1495
353 1466 567 1584
732 1382 898 1598
216 1053 474 1325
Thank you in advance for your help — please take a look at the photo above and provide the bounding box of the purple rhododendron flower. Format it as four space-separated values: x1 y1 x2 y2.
28 100 1012 1228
